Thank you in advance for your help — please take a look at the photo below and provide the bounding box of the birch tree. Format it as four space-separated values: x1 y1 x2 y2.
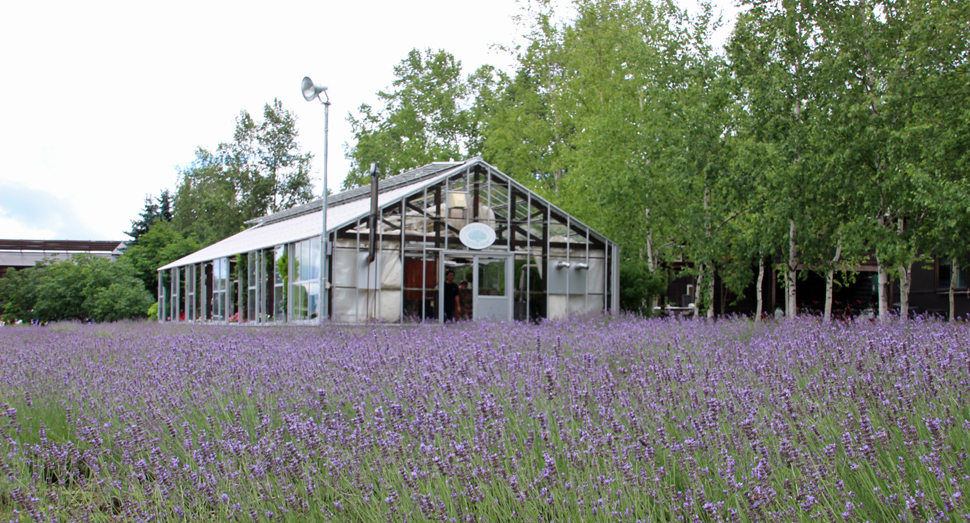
728 0 826 319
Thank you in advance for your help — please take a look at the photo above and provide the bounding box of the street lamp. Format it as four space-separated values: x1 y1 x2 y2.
302 76 330 323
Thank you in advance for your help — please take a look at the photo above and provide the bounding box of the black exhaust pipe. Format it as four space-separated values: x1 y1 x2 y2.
367 162 379 264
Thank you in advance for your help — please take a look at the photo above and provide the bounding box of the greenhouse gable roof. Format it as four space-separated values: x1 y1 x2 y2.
159 158 613 272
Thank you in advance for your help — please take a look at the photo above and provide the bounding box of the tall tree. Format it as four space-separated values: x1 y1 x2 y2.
222 99 314 214
173 100 314 246
481 2 575 196
344 49 485 189
729 0 855 319
481 0 739 314
898 0 970 320
816 0 911 321
126 190 173 243
121 221 201 300
811 0 965 320
172 149 247 246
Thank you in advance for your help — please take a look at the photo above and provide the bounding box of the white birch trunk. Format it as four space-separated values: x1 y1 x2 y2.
824 269 835 322
707 267 715 319
787 218 797 319
893 217 909 321
898 263 911 321
877 262 890 321
701 189 713 319
824 241 843 323
755 256 765 322
875 212 889 321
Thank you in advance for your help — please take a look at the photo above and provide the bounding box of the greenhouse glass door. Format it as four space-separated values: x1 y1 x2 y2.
440 253 512 322
473 255 512 321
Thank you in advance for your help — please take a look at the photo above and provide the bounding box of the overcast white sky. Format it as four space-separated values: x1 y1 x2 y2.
0 0 738 242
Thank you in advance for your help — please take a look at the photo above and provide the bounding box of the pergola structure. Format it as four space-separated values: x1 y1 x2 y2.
0 240 125 279
158 158 619 324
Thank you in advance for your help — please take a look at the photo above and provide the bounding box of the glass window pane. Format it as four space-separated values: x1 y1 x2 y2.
941 260 969 289
310 238 321 281
248 252 256 283
275 246 285 285
274 288 285 320
301 240 310 282
308 282 319 320
478 257 506 296
291 282 310 320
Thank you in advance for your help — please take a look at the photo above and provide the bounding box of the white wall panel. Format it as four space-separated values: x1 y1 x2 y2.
332 288 402 323
588 257 605 294
548 295 568 319
333 248 358 288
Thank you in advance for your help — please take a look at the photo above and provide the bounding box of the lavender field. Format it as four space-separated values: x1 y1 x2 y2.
0 317 968 522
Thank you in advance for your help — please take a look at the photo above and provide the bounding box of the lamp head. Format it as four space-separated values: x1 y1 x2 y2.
302 76 328 102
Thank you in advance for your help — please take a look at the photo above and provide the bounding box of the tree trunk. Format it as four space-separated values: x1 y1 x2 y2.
708 268 715 319
702 188 713 319
898 263 911 321
755 256 765 322
824 241 843 323
824 269 835 322
787 218 797 319
949 258 957 321
894 217 910 322
874 207 891 322
877 261 890 321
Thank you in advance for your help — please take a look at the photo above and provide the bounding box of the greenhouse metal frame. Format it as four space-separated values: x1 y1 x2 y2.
158 158 619 324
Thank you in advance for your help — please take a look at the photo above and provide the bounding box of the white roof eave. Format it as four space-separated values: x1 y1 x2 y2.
158 166 461 271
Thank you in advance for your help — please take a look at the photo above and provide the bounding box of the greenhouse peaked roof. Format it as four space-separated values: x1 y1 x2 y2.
159 157 613 272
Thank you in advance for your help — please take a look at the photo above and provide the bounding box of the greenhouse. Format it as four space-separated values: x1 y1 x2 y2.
157 158 620 324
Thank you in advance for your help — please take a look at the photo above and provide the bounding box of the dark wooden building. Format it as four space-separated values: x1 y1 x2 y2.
664 255 970 319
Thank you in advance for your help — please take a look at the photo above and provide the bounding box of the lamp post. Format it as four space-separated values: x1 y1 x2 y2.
302 76 330 323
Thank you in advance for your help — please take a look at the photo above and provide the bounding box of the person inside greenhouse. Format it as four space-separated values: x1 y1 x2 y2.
444 270 461 322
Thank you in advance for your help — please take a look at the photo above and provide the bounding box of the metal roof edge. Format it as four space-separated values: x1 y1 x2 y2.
157 162 468 271
157 224 262 271
246 161 463 227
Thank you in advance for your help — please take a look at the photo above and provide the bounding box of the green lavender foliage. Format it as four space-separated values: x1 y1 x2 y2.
0 317 967 521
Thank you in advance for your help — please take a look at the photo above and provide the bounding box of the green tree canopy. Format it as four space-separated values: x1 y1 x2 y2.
480 0 737 313
173 99 314 246
0 255 153 324
121 221 201 300
343 48 491 189
335 0 970 316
